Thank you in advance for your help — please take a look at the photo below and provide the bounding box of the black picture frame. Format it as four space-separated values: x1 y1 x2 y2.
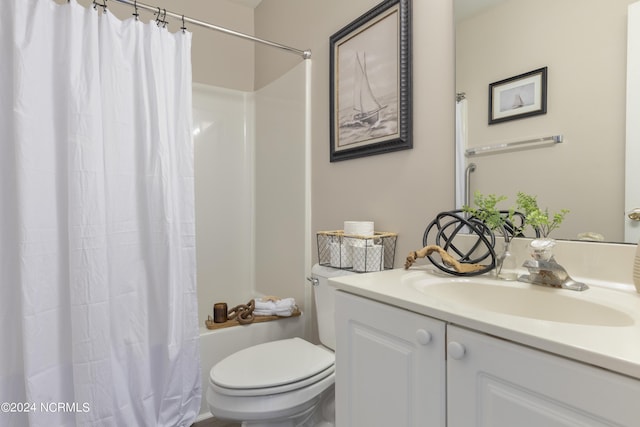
329 0 412 162
488 67 547 125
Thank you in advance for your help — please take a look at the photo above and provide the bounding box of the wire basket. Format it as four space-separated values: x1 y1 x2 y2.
316 230 397 272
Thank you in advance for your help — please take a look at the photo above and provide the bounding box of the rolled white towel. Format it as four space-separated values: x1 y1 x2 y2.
254 299 276 312
254 297 297 316
274 298 296 309
254 310 275 316
274 298 297 316
274 307 295 317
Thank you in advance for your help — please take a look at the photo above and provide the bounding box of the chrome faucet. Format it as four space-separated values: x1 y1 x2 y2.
518 258 588 291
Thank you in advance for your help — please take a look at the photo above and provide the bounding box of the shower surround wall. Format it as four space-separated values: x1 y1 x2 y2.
194 83 255 323
194 63 308 328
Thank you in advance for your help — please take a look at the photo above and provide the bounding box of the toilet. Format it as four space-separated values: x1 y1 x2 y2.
206 264 354 426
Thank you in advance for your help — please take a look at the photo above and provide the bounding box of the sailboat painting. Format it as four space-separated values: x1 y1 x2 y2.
336 38 398 148
329 0 412 161
351 52 388 126
498 82 535 112
489 67 547 124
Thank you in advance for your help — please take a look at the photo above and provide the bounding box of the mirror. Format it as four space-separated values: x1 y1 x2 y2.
455 0 637 243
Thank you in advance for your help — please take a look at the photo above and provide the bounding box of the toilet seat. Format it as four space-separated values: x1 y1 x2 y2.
210 364 335 397
210 338 335 397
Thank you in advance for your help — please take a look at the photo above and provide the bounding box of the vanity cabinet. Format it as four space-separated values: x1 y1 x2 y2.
335 291 640 427
447 325 640 427
335 290 446 427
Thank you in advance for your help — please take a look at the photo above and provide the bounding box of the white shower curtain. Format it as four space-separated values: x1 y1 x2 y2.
455 98 468 209
0 1 200 426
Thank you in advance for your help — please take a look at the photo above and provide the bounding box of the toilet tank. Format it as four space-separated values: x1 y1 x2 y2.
310 264 356 350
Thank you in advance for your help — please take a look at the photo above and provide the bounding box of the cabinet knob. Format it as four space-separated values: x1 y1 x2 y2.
448 341 466 360
415 329 432 345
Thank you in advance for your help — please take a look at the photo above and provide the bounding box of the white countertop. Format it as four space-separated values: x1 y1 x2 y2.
329 265 640 380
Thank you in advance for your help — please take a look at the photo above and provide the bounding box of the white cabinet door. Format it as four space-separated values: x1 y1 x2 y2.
447 325 640 427
335 291 446 427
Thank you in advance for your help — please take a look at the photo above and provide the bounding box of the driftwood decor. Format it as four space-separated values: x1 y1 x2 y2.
405 245 486 273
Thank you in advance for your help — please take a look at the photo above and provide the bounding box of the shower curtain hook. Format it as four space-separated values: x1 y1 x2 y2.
93 0 107 13
155 7 168 28
132 0 139 20
181 15 187 33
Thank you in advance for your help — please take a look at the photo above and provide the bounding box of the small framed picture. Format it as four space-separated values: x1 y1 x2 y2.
488 67 547 125
329 0 412 162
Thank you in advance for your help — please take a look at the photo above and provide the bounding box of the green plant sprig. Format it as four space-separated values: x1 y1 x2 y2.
463 192 520 239
516 192 569 238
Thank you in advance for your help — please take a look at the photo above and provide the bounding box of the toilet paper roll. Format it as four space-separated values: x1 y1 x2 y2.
344 221 374 237
352 244 384 272
329 241 353 268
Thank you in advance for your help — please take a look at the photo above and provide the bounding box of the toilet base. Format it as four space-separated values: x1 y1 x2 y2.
211 384 334 427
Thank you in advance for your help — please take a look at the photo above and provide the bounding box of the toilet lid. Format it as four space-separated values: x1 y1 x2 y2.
210 338 335 390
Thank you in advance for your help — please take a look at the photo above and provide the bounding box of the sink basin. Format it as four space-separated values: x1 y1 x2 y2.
411 279 634 326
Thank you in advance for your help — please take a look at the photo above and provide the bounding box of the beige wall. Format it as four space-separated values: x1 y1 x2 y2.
254 1 309 89
457 0 635 242
255 0 456 267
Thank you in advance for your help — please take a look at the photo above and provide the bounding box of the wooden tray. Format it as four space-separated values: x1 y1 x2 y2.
205 308 301 330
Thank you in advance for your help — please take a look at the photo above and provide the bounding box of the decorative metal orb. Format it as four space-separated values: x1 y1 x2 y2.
422 210 496 276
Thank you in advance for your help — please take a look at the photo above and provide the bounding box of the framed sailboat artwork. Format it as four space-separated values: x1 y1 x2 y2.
329 0 412 162
488 67 548 124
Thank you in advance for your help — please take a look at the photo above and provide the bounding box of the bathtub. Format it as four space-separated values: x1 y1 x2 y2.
195 314 305 422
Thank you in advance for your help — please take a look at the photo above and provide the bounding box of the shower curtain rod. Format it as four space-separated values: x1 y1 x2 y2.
110 0 312 59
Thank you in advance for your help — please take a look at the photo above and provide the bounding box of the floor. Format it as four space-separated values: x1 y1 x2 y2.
192 418 240 427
